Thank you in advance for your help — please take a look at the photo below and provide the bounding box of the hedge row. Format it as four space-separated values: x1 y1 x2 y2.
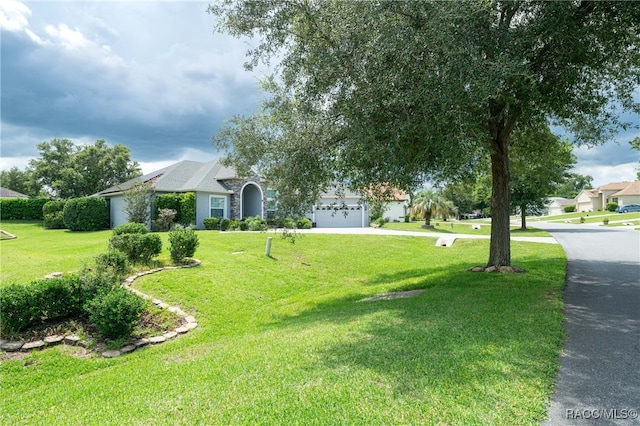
155 192 196 225
63 197 109 231
0 198 49 220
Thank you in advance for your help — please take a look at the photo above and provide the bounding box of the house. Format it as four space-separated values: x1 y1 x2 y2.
94 160 267 230
94 159 379 229
546 197 574 216
0 187 29 199
574 181 640 212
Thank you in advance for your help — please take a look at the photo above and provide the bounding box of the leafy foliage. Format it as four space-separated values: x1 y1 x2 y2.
42 200 67 229
123 181 152 224
113 222 149 235
63 197 109 231
152 208 177 232
210 1 640 266
108 233 162 264
29 138 141 199
155 192 196 225
0 167 40 197
168 225 200 264
203 217 219 230
0 198 49 220
84 286 146 340
94 251 129 279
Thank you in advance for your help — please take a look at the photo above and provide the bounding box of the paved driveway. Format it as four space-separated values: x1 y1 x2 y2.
533 223 640 425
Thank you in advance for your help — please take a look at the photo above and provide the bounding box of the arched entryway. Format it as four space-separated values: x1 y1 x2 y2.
241 182 263 218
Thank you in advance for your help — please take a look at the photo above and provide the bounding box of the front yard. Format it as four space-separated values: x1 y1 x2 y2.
1 222 566 425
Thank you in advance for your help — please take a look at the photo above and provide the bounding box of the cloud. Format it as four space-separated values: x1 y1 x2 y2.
0 0 31 32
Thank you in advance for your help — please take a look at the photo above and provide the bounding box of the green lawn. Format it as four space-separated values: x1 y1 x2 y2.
383 220 551 237
1 222 566 425
537 211 640 223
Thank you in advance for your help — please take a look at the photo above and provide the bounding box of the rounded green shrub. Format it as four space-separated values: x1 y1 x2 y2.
605 202 618 212
43 200 67 229
94 251 129 278
247 216 268 231
0 284 36 334
63 197 109 231
203 217 219 230
113 222 149 235
85 287 146 340
168 225 199 264
220 218 231 231
108 233 162 264
296 218 313 229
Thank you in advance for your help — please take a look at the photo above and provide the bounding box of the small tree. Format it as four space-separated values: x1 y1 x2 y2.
123 181 152 224
168 225 199 264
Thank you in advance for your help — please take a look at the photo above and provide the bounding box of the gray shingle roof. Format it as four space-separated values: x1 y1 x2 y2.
94 160 248 196
0 187 29 198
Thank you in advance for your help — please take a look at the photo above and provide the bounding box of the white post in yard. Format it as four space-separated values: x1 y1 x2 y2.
265 237 272 256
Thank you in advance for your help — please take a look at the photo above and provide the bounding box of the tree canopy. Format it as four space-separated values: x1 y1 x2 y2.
210 1 640 267
29 139 141 199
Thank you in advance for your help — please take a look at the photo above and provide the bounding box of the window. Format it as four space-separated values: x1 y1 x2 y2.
266 188 277 220
210 196 225 219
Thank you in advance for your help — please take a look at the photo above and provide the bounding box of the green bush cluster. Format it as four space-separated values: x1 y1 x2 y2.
113 222 148 235
563 205 576 213
152 208 177 232
168 225 200 264
94 251 129 278
43 200 67 229
154 192 196 225
0 198 49 220
203 217 219 230
605 202 618 212
84 286 146 340
371 217 386 228
273 217 312 229
63 197 109 231
246 216 268 231
109 233 162 264
220 218 231 231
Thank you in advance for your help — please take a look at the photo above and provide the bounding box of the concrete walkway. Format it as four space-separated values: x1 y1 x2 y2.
532 222 640 425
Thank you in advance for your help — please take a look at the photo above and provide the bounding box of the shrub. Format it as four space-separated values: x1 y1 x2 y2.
296 218 313 229
179 192 196 225
247 216 268 231
203 217 219 230
229 219 240 231
85 286 146 340
43 200 67 229
605 202 618 212
155 193 181 220
109 233 162 264
0 198 49 220
168 225 200 264
371 217 386 228
94 251 129 278
113 222 148 235
152 208 177 232
77 270 118 307
0 276 83 335
404 215 410 223
239 220 250 231
603 217 609 225
63 197 109 231
220 218 231 231
0 284 36 334
563 205 576 213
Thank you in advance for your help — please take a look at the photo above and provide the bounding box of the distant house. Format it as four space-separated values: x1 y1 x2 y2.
574 181 640 212
94 160 385 229
0 187 29 199
94 160 267 230
546 197 574 216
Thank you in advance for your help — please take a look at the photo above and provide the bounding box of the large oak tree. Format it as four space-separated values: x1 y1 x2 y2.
210 1 640 267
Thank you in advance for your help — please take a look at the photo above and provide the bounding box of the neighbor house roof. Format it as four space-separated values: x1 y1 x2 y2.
94 160 250 197
547 197 573 206
0 187 29 199
610 180 640 196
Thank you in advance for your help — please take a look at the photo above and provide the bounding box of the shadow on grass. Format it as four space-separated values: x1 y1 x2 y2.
265 257 565 417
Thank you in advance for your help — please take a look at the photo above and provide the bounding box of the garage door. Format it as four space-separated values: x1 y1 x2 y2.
312 205 365 228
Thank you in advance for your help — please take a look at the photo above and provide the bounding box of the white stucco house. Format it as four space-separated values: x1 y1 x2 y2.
574 181 640 212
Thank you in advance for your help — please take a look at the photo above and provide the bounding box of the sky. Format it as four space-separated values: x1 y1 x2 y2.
1 0 639 188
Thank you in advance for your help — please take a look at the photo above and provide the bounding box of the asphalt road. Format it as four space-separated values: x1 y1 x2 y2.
533 222 640 425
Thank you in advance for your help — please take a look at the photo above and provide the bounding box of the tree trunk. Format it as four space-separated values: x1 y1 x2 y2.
488 136 511 267
520 204 527 230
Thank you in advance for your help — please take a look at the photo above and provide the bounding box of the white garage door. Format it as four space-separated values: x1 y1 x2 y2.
313 205 365 228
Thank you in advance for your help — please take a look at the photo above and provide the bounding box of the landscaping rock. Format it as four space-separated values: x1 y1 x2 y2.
44 335 64 346
22 341 45 351
64 335 80 345
175 326 189 334
185 322 198 330
132 338 150 348
185 315 196 324
102 350 121 358
1 341 23 352
163 331 178 340
149 336 166 344
120 344 136 354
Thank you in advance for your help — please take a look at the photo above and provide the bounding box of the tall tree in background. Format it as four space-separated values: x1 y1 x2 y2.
0 167 41 197
509 128 575 230
29 138 141 199
552 172 594 199
631 137 640 180
211 1 640 268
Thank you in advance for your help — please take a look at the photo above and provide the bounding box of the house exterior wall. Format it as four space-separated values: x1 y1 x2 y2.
196 192 231 229
220 175 267 220
618 195 640 206
575 192 599 212
383 201 407 222
108 195 129 229
547 201 566 216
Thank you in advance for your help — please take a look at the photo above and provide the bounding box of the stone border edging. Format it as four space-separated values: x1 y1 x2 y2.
0 259 201 358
